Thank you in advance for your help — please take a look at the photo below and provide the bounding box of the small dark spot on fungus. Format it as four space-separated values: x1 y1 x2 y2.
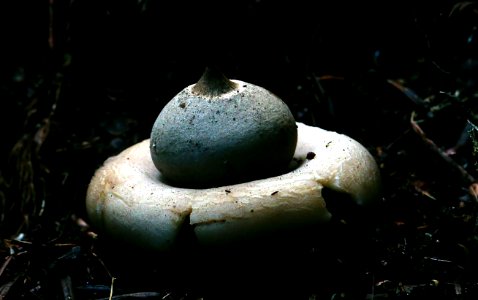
225 189 231 194
326 141 332 148
250 209 254 213
271 191 279 196
179 102 186 108
306 152 316 160
200 219 226 225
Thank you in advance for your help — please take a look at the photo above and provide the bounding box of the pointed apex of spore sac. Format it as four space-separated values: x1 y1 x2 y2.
192 67 238 97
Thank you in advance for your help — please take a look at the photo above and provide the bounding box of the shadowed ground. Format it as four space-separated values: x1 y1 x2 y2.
1 1 477 299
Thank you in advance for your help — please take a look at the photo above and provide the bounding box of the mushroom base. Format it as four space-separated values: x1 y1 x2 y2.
86 122 381 251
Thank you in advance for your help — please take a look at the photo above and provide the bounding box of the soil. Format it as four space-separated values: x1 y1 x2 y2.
1 1 478 299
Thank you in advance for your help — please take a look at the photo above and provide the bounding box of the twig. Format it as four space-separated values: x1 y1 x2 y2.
0 256 12 278
91 251 113 279
311 74 344 119
96 292 164 300
387 80 429 108
0 275 21 300
109 277 116 300
410 111 476 186
61 275 75 300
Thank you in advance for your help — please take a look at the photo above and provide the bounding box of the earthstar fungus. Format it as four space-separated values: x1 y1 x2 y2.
150 67 298 187
86 69 381 251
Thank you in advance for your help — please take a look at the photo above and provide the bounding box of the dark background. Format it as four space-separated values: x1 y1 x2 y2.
0 0 477 299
